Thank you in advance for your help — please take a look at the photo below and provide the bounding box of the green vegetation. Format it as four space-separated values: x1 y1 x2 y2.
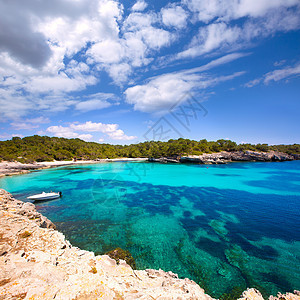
105 247 136 269
0 135 299 162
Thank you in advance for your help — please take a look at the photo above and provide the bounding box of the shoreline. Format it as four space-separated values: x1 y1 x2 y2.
0 149 299 178
1 188 299 299
0 158 148 178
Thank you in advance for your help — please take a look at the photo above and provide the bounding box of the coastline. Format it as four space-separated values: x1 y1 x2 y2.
0 158 148 178
1 188 299 299
0 150 299 178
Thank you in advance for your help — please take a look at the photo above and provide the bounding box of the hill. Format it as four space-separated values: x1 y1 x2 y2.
0 135 299 163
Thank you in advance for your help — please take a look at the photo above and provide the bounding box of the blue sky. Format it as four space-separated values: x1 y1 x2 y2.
0 0 299 145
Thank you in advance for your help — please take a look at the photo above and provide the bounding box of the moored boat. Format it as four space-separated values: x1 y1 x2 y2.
27 191 62 201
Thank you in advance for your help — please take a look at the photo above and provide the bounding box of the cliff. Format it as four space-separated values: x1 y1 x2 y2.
0 189 299 300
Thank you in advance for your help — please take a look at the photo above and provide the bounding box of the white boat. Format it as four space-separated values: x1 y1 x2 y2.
27 191 62 201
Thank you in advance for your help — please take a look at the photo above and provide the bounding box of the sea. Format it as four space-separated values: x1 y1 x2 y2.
0 160 299 298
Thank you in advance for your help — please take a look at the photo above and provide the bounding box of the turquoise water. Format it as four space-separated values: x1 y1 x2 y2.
1 161 299 298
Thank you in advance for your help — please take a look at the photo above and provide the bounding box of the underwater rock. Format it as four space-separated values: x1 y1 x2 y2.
225 244 250 269
209 219 229 240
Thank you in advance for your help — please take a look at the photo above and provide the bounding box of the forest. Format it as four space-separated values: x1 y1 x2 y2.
0 135 299 163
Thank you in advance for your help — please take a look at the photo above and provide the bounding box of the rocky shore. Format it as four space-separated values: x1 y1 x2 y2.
0 189 299 299
149 150 299 164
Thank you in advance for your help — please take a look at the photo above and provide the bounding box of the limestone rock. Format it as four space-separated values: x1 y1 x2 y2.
269 290 300 300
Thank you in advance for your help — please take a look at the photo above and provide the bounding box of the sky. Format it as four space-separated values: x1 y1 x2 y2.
0 0 299 145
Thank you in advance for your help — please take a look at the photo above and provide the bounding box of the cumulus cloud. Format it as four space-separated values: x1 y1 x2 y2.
86 10 174 84
0 1 52 68
131 1 148 12
47 121 136 141
125 60 245 114
125 52 248 114
161 5 188 29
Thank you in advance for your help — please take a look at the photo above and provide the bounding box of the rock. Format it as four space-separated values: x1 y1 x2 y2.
105 247 136 269
238 288 264 300
269 290 300 300
155 150 297 164
0 244 11 256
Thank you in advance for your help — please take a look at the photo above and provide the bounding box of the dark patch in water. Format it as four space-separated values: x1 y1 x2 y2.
215 174 240 177
261 272 293 292
229 234 278 261
195 237 225 259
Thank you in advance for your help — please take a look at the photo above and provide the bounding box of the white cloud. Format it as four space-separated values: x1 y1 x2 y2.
0 0 126 118
47 125 80 139
47 121 136 141
187 52 251 73
70 121 118 133
75 93 117 112
77 134 93 141
107 129 136 140
26 117 50 124
178 22 241 58
264 62 300 84
245 61 300 87
183 0 299 23
178 3 300 59
10 116 50 130
0 133 24 140
10 122 39 131
131 1 148 12
125 62 245 114
244 78 262 88
125 73 195 113
87 40 125 64
161 6 188 29
75 99 111 112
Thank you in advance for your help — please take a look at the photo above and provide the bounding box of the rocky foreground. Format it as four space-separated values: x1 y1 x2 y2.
0 189 299 300
149 150 299 164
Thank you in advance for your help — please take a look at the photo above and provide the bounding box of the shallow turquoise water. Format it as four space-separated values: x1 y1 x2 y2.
1 161 300 298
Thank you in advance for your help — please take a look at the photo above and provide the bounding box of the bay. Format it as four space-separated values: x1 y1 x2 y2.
1 160 299 298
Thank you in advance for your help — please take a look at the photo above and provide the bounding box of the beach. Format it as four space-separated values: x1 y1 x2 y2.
0 158 148 177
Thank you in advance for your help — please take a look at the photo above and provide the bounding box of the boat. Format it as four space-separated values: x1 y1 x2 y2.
27 191 62 201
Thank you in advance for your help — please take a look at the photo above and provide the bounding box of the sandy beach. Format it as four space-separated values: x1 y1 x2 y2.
0 158 148 177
